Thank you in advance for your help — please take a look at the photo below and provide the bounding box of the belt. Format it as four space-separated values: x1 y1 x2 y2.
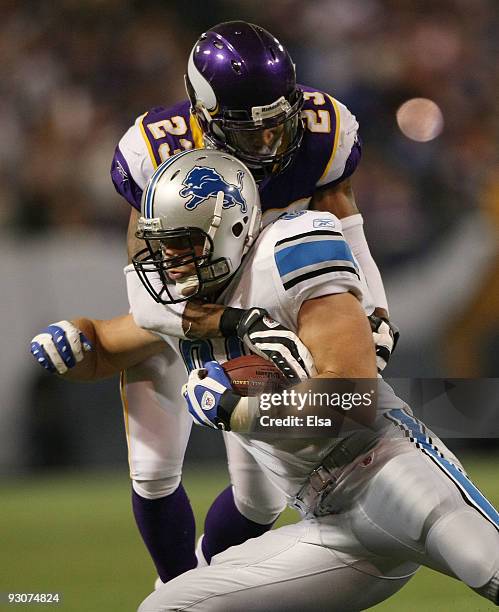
292 430 379 517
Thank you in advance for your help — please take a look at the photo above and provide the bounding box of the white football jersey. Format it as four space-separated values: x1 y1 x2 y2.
133 210 405 501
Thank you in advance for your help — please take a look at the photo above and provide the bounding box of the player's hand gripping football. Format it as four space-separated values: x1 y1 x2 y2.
368 314 400 372
30 320 93 374
182 361 240 431
220 307 316 382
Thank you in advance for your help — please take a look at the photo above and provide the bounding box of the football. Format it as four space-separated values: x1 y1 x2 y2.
222 355 286 396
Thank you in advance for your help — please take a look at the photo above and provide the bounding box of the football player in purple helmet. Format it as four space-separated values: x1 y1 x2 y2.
107 20 398 585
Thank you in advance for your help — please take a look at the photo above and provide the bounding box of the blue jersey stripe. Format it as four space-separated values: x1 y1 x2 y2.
388 409 499 529
275 239 356 278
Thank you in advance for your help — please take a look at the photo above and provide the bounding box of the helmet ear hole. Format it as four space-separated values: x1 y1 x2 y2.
231 60 242 74
232 222 244 237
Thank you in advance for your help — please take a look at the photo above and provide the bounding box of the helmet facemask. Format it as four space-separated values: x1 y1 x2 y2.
187 79 304 182
133 191 233 304
132 227 229 304
209 91 304 180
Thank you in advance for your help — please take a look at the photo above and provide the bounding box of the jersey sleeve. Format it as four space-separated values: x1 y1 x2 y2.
125 264 186 339
270 212 365 314
110 114 156 210
316 98 361 189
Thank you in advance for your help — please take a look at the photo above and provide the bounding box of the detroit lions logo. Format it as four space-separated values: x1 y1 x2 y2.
179 167 247 213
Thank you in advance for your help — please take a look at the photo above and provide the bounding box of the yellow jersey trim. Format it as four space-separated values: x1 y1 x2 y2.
139 112 159 170
319 95 341 184
189 114 205 149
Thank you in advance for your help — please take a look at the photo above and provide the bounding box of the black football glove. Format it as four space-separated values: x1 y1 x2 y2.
368 314 400 372
220 307 316 382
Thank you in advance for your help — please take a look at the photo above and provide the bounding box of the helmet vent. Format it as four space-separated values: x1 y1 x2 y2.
232 222 244 237
170 170 180 180
231 60 242 74
269 47 277 61
213 40 224 50
243 216 248 224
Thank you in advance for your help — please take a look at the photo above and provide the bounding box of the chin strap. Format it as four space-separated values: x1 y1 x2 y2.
206 190 224 247
194 190 230 291
244 202 262 254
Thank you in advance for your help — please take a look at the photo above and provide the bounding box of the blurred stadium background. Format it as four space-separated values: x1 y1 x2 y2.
1 0 497 610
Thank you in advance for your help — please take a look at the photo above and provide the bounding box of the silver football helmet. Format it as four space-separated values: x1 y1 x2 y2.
132 149 261 304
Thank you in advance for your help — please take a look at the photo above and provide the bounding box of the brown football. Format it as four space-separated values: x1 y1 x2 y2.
222 355 286 396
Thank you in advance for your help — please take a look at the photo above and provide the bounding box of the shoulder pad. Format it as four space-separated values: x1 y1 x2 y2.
316 97 360 187
268 211 362 298
270 210 342 242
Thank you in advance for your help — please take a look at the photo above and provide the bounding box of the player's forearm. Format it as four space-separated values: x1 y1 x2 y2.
182 301 225 337
65 315 164 381
310 180 389 314
126 264 224 340
128 263 279 342
341 214 389 314
297 293 377 426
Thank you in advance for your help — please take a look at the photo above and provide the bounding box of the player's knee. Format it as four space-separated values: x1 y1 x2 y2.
427 507 499 588
233 487 286 525
132 476 181 500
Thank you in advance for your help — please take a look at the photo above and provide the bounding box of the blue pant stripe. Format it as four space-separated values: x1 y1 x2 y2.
388 409 499 529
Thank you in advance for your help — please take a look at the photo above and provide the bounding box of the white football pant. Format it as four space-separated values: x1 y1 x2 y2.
139 434 499 611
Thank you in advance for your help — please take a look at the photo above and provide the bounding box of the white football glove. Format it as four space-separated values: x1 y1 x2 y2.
182 361 241 430
368 315 400 372
30 320 92 374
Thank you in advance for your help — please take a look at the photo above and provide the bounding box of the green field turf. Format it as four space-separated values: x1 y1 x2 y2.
1 453 498 611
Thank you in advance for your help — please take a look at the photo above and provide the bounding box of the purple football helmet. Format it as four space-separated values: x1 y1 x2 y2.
185 21 304 180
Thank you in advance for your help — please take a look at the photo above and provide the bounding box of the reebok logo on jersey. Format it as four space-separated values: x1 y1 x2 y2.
180 167 247 213
313 218 335 228
116 160 128 182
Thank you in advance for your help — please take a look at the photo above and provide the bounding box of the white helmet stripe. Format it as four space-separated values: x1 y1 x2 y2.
144 149 194 218
187 47 217 111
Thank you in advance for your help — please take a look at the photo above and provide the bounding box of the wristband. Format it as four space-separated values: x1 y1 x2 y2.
219 307 246 338
216 390 243 430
